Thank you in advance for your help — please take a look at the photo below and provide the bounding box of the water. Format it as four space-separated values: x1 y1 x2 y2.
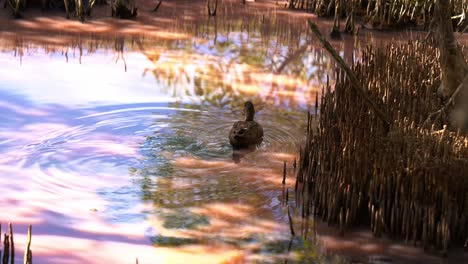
0 20 330 263
2 9 464 263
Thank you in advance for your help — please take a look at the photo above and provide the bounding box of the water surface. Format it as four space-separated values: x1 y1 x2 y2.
0 18 331 263
1 12 464 264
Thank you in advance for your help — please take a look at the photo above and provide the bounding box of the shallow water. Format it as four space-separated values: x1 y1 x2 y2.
0 19 333 263
2 10 466 264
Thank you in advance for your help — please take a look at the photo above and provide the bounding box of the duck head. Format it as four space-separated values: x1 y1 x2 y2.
243 101 255 121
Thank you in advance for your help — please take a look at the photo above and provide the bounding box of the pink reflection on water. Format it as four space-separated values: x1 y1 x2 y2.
1 157 155 263
0 98 301 264
0 105 156 264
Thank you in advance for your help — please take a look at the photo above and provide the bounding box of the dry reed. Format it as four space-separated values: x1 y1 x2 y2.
288 0 467 31
0 224 32 264
296 40 468 253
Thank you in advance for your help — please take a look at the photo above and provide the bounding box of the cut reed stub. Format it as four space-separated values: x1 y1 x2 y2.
282 161 287 184
8 223 13 264
287 204 295 237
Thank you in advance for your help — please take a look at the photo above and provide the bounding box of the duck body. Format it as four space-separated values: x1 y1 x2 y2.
229 120 263 148
229 101 264 149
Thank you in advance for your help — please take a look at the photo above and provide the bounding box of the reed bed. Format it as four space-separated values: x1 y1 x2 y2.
296 40 468 253
287 0 467 31
4 0 114 20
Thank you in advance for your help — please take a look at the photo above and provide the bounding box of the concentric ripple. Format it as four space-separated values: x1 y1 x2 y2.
9 102 305 223
0 37 311 263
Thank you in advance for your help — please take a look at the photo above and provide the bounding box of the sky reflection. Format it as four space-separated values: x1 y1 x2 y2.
0 31 313 263
1 1 467 262
0 51 162 106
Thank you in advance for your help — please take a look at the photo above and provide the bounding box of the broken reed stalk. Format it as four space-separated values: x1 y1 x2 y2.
24 225 32 264
0 223 33 264
287 204 295 236
8 224 13 264
152 0 162 12
296 38 468 251
308 20 391 132
3 234 9 264
282 161 287 184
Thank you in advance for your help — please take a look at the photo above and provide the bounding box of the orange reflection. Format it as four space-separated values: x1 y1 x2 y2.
142 46 322 108
2 1 463 263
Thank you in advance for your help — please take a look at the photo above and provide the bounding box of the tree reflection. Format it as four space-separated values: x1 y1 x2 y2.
128 97 313 261
136 16 333 110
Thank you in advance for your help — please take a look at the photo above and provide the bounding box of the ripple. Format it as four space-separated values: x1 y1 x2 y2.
5 101 305 236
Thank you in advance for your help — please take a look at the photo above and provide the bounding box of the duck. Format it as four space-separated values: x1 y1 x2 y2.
229 101 264 149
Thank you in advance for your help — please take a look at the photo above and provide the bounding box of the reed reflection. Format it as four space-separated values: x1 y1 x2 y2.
0 11 373 263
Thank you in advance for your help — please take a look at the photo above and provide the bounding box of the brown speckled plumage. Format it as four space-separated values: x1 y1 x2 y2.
229 101 263 148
